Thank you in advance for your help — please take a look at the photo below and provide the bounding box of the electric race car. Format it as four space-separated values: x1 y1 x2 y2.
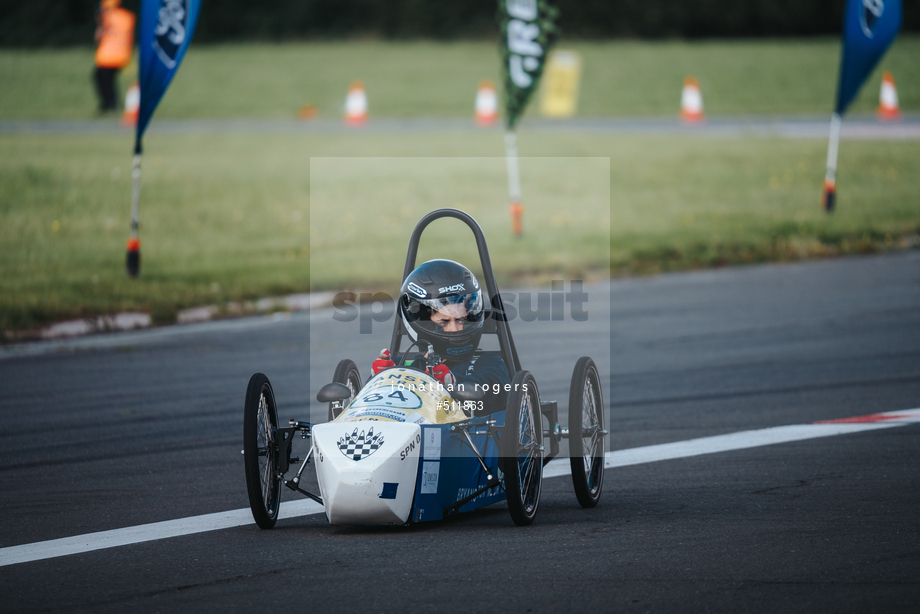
243 209 607 527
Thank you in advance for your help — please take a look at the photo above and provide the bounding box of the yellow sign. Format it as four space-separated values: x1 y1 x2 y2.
540 50 583 118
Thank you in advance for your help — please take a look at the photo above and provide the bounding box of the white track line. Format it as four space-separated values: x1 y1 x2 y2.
0 499 324 568
3 408 919 567
544 408 920 478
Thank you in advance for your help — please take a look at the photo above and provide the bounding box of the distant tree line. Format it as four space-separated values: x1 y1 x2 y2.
2 0 918 47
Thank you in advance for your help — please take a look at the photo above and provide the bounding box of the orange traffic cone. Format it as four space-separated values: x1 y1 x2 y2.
509 202 524 236
877 71 901 121
121 82 139 127
475 80 498 126
344 81 368 126
680 76 704 124
298 104 317 120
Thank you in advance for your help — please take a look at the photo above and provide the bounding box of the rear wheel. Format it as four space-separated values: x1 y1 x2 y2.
502 371 543 526
328 359 362 421
243 373 281 529
568 357 605 508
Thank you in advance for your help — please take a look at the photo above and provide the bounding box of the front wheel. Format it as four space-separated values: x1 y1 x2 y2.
243 373 281 529
568 357 605 508
502 370 543 526
328 359 362 422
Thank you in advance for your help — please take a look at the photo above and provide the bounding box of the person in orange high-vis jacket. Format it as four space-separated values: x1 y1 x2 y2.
94 0 135 113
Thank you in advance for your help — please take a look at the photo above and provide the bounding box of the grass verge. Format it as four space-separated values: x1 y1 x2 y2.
1 37 918 120
1 129 917 336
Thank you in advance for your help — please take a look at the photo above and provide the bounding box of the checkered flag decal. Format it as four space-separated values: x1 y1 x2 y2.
337 427 385 461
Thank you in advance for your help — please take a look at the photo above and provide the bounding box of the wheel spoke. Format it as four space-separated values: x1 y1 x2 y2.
259 395 271 443
245 375 282 528
346 377 357 403
256 390 277 513
261 458 272 502
578 371 603 491
505 372 543 524
521 449 537 487
518 454 535 509
568 360 605 507
516 388 541 512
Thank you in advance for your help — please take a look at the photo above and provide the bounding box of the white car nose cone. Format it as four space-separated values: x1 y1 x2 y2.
312 421 421 525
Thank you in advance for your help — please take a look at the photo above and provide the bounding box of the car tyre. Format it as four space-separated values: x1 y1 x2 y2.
502 370 543 526
568 357 605 508
243 373 281 529
328 359 362 422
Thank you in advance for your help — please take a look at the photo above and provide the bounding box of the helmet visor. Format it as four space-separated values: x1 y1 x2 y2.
404 291 484 336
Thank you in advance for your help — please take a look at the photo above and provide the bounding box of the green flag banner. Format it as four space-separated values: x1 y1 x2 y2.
500 0 559 129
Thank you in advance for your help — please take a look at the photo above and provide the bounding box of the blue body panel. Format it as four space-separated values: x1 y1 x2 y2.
411 413 506 522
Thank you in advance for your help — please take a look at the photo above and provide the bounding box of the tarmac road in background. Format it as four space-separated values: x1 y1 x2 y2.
0 252 918 612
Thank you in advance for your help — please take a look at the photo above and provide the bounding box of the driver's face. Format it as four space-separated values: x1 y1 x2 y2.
431 304 468 333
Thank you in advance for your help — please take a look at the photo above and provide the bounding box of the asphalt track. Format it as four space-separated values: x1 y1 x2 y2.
2 115 920 139
1 252 919 612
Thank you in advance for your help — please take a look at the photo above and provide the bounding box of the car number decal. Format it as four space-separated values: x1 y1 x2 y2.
350 387 422 410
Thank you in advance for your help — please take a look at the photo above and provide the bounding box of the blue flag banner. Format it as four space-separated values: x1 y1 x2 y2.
835 0 902 115
135 0 202 153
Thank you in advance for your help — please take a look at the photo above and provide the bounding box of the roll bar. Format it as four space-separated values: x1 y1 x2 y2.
388 209 522 377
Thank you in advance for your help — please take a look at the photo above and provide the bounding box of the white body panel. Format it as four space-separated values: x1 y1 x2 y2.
312 421 421 525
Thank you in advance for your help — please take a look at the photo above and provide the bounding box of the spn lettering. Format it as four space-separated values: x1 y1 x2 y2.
399 432 421 461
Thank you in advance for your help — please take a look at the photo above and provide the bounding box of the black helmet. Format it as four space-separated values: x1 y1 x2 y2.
399 260 485 361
